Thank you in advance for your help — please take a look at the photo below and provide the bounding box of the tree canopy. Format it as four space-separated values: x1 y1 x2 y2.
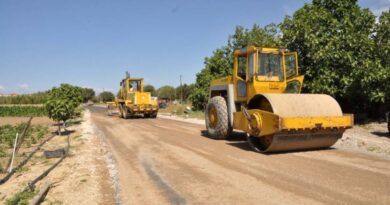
144 84 157 96
81 88 95 103
45 84 83 132
281 0 389 115
99 91 115 102
175 84 194 102
157 85 176 100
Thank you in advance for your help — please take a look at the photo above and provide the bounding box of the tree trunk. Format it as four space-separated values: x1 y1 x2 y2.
63 121 67 133
57 121 61 135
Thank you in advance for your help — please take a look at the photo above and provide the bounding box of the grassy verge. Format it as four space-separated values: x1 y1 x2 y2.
159 103 205 119
0 106 47 117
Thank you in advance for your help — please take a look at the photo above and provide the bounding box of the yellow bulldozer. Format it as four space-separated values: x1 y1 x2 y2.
206 46 353 153
107 74 158 118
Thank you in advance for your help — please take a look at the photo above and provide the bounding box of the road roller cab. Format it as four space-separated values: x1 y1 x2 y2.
206 46 353 153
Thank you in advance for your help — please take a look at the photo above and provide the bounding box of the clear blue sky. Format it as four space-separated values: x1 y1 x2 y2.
0 0 388 94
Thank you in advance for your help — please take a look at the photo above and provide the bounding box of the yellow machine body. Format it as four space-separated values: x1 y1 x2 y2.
107 77 158 118
207 46 353 152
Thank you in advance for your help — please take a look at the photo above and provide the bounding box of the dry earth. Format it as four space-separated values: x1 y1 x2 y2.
89 106 390 205
0 111 115 204
0 117 54 126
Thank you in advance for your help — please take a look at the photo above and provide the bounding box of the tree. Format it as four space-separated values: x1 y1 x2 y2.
374 10 390 110
280 0 389 116
45 84 83 134
81 88 95 103
99 91 115 102
190 24 280 110
157 85 175 101
175 84 194 102
144 84 157 96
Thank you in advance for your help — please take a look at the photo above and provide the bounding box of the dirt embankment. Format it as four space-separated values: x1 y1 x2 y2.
335 122 390 159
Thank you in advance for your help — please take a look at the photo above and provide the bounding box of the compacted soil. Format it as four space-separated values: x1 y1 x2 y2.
88 106 390 205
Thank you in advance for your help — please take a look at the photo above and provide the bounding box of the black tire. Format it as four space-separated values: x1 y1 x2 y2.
119 105 124 118
122 106 130 119
205 96 232 139
151 112 157 118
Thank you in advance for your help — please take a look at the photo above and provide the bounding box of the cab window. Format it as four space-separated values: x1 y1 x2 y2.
129 80 141 92
258 53 283 81
285 54 297 78
237 56 247 80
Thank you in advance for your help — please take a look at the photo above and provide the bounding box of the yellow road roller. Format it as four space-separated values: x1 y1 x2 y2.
205 46 353 153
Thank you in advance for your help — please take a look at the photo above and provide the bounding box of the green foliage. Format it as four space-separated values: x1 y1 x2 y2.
375 10 389 68
6 190 35 205
0 106 47 117
374 10 390 109
190 24 281 110
175 84 194 102
280 0 389 115
99 91 115 102
157 85 176 100
45 100 73 123
144 84 157 96
0 124 25 147
81 88 95 103
45 84 83 123
0 92 49 104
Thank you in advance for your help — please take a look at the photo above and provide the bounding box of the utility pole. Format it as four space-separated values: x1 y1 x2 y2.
180 75 183 104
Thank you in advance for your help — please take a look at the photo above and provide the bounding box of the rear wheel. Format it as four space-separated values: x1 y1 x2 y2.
119 104 124 118
205 96 232 139
151 112 157 118
122 106 130 119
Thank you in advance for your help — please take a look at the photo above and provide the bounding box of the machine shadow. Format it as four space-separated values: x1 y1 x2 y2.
200 130 253 152
371 131 390 138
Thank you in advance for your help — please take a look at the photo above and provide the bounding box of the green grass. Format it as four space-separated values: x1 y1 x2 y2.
6 190 35 205
15 166 29 173
159 103 205 119
0 124 49 148
0 106 47 117
0 124 49 169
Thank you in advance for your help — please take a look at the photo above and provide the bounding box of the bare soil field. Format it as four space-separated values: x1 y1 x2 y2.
0 111 115 204
0 117 54 126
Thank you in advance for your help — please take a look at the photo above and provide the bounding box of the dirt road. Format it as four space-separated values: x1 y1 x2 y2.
88 106 390 205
